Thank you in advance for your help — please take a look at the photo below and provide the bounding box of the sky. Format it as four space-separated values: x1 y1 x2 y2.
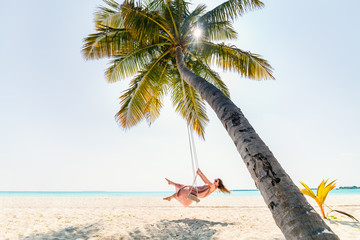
0 0 359 192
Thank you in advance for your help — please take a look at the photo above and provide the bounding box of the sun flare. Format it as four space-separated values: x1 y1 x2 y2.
193 28 202 38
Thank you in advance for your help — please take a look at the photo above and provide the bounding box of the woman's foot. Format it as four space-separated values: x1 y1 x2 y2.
163 196 172 201
165 178 174 186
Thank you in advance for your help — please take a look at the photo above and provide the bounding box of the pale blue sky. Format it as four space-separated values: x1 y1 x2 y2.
0 0 359 191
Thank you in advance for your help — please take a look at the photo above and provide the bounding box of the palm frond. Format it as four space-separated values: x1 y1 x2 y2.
95 0 123 29
181 4 206 40
197 41 274 80
105 43 171 82
115 48 172 127
182 4 206 31
164 0 180 39
201 20 237 41
116 57 170 128
116 72 151 128
199 0 264 23
146 0 164 10
121 1 174 43
170 72 208 139
103 0 121 10
170 0 191 30
143 60 172 125
148 0 190 39
184 49 229 97
82 27 133 60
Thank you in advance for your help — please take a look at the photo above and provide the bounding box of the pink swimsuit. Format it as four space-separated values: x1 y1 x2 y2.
174 183 214 207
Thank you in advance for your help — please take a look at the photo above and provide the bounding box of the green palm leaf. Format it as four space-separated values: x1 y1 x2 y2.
198 42 274 80
121 1 174 43
105 43 171 82
184 49 229 97
181 4 206 36
82 27 133 60
116 58 170 128
199 0 264 23
200 20 237 41
95 0 123 29
170 74 208 139
143 61 172 125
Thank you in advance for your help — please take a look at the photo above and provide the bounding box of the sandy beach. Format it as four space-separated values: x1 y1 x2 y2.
0 195 359 240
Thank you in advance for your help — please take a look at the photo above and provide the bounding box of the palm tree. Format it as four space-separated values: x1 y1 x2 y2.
82 0 339 239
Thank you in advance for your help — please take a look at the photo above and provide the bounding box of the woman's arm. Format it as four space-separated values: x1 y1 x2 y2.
197 169 213 185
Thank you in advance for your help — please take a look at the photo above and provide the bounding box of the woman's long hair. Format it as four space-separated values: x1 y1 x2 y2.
217 179 231 194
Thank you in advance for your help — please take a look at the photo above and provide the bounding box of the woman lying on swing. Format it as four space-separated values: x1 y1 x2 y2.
163 168 231 207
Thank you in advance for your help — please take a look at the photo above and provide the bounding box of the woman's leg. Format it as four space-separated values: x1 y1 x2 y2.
163 193 176 201
165 178 184 190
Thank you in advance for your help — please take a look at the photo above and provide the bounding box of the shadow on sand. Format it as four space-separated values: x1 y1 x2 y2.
20 219 234 240
127 218 234 240
327 219 360 229
20 223 101 240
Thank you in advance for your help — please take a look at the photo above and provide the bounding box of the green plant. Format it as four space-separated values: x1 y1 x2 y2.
300 179 359 222
300 179 336 218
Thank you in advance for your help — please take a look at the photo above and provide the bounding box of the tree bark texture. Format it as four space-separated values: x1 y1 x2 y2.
175 46 339 240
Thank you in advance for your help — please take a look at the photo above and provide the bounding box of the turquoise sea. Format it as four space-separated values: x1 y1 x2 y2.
0 189 359 197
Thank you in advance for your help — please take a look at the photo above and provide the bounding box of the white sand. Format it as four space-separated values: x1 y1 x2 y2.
0 195 359 239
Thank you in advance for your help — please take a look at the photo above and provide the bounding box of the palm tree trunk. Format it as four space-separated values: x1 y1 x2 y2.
175 46 339 240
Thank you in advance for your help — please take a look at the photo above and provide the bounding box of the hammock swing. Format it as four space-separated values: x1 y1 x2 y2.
181 79 201 203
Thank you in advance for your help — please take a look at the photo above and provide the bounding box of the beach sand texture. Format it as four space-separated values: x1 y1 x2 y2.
0 196 359 240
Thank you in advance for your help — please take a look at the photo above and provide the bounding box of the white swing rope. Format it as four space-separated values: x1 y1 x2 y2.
181 78 200 198
187 122 199 193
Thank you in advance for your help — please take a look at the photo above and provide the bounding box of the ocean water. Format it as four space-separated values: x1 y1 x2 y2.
0 189 358 197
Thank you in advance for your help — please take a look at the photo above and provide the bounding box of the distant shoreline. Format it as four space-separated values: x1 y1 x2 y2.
338 186 360 190
0 188 359 197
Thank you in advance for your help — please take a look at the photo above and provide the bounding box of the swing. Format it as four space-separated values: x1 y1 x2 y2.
182 79 201 203
186 123 200 203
